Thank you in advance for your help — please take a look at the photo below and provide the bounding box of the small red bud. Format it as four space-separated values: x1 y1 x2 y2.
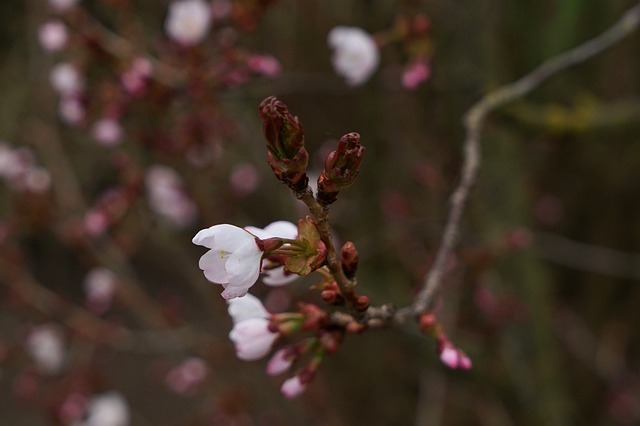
340 241 359 278
354 295 370 311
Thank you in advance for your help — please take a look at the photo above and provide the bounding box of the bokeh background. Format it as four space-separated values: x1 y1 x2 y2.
1 0 640 424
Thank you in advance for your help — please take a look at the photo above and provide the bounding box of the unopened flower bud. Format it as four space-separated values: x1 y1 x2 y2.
340 241 359 278
317 132 365 205
258 96 309 191
320 289 342 305
354 295 370 311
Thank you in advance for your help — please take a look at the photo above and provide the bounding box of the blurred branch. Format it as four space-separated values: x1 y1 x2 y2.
397 1 640 320
0 254 212 354
536 232 640 280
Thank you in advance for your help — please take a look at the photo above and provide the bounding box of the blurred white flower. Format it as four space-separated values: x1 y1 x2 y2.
165 0 212 46
193 224 264 299
74 392 130 426
48 0 80 13
244 221 299 286
328 26 379 86
91 118 123 146
84 267 117 313
25 324 65 375
227 294 278 360
50 63 84 96
145 165 197 228
38 21 69 52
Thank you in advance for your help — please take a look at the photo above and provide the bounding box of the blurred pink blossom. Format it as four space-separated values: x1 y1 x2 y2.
280 376 306 399
91 118 123 146
229 162 261 197
59 96 86 125
145 165 197 228
38 21 69 52
165 357 209 395
401 60 431 90
247 54 282 78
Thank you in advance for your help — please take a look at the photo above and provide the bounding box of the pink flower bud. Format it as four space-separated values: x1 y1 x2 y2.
439 344 472 370
280 375 306 399
401 60 431 90
266 348 294 376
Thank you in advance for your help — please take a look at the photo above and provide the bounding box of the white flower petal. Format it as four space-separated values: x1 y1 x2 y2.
229 318 278 360
227 293 269 324
192 224 255 250
263 266 299 286
198 249 231 283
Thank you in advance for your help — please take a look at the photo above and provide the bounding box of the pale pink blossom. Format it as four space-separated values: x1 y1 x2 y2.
401 60 431 90
121 57 153 95
48 0 80 13
229 162 260 197
266 348 294 376
247 54 282 78
280 376 306 399
91 118 123 146
84 267 117 313
165 0 212 46
74 392 130 426
50 63 84 96
227 293 278 360
24 167 51 193
229 318 278 361
25 324 65 375
193 224 264 299
38 21 69 52
244 221 299 286
439 344 472 370
165 357 208 395
145 165 197 228
59 96 85 125
328 26 379 86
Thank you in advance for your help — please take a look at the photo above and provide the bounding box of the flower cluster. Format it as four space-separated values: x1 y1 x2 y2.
192 96 472 398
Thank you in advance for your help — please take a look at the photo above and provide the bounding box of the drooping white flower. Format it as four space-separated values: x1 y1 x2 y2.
38 21 69 52
50 63 84 96
244 221 299 286
193 224 264 299
165 0 212 46
281 375 306 398
74 392 130 426
328 26 379 86
227 294 278 360
25 324 65 375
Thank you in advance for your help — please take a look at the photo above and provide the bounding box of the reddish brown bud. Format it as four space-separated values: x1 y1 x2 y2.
418 313 438 334
317 132 365 205
340 241 359 278
259 96 309 190
354 295 370 311
255 237 284 253
346 321 366 334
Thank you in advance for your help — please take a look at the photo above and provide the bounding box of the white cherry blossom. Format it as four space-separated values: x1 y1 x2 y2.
328 26 379 86
245 221 299 286
193 224 263 299
227 294 278 360
50 63 84 96
38 21 69 52
165 0 212 46
281 375 306 398
74 392 130 426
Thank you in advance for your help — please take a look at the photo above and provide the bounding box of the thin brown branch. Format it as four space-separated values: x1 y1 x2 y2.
294 186 358 307
397 2 640 321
